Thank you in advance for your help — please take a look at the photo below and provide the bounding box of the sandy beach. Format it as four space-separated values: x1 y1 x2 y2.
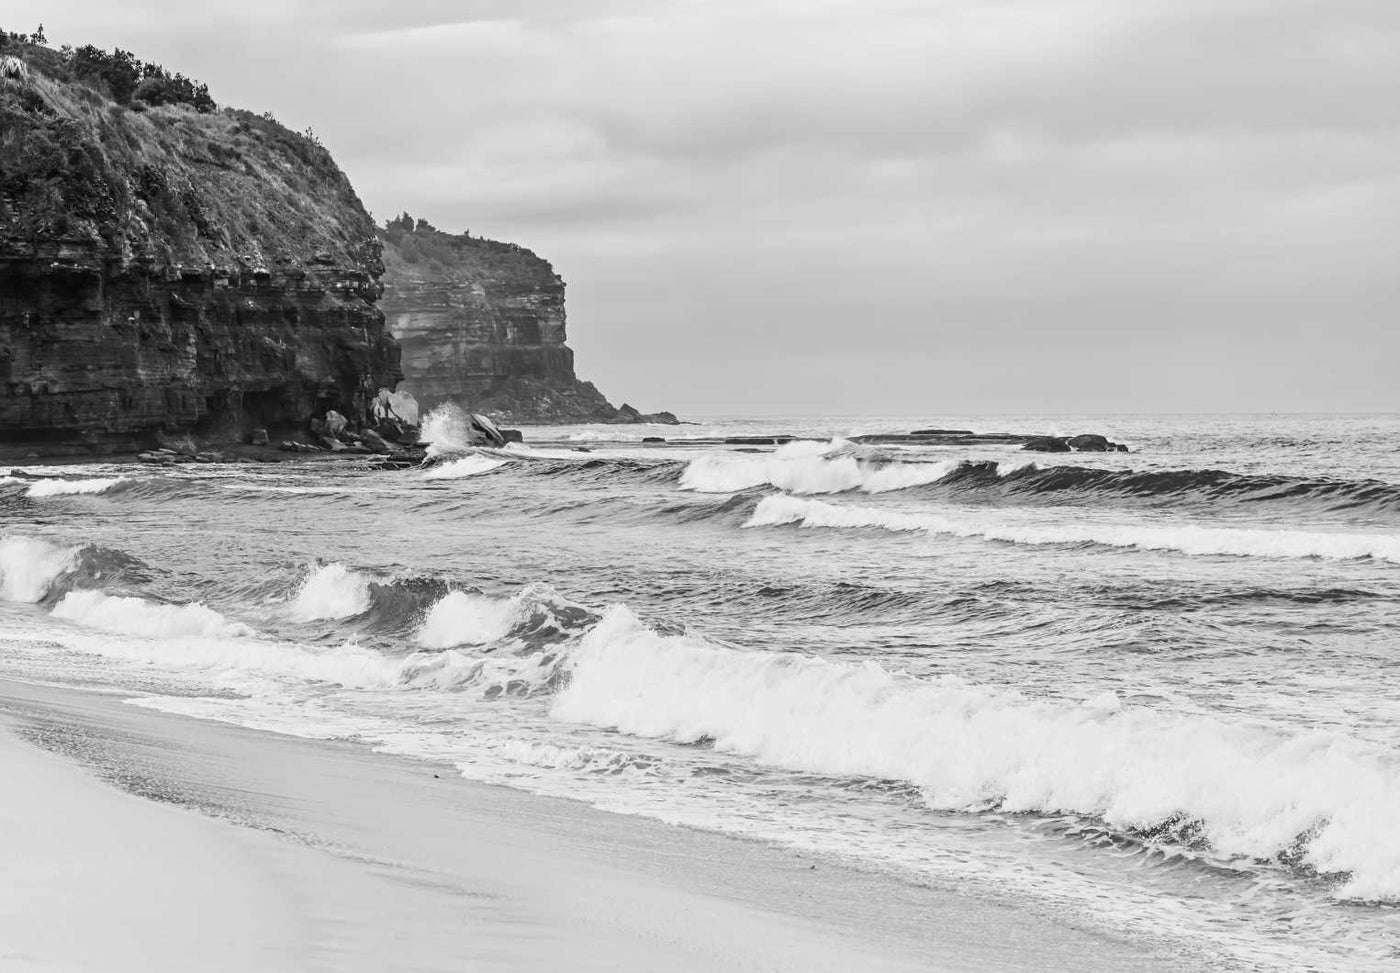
0 678 1186 972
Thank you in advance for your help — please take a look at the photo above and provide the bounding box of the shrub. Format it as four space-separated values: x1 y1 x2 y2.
66 43 215 112
0 54 28 82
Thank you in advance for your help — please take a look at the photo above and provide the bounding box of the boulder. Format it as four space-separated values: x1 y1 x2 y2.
156 434 199 456
360 429 399 455
911 428 974 436
375 418 414 444
1067 434 1110 452
469 413 507 447
324 410 348 437
1022 436 1071 453
249 428 270 446
501 429 524 444
372 388 420 428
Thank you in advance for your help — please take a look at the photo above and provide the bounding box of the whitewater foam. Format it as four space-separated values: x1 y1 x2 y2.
747 495 1400 563
422 455 509 481
553 605 1400 900
24 477 125 498
415 583 591 651
680 442 960 495
290 563 372 621
421 403 475 458
0 536 77 602
53 590 257 639
417 590 521 648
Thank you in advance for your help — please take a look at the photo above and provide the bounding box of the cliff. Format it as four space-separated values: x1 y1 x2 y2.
0 41 400 456
379 219 670 424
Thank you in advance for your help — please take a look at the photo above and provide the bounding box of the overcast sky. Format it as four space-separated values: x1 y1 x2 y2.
15 1 1400 415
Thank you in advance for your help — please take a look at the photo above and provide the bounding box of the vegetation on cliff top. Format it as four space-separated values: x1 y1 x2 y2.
0 34 375 272
378 213 562 291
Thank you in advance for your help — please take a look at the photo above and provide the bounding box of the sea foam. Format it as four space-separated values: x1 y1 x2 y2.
553 605 1400 900
746 495 1400 563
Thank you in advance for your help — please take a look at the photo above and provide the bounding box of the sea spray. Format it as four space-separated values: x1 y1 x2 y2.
421 403 475 458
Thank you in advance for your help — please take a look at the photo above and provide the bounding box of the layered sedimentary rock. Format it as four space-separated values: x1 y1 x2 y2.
379 220 670 424
0 42 400 455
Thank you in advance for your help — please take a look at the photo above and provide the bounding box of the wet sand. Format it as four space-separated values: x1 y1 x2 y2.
0 678 1190 972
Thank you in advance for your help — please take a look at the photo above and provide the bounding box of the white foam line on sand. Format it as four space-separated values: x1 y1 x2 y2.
0 680 1194 972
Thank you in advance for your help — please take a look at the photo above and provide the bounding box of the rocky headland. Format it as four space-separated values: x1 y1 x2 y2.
379 216 675 426
0 40 403 458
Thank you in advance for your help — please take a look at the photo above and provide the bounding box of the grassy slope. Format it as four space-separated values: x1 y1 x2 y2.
0 40 376 272
378 223 560 290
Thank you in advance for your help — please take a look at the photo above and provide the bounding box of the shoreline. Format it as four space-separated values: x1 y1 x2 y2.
0 677 1189 972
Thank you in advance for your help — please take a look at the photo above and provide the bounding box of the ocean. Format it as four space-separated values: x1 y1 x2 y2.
2 411 1398 970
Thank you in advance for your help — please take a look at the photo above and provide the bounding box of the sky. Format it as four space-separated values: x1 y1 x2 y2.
11 1 1399 415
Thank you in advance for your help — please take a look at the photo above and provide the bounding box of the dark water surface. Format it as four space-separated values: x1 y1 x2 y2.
2 412 1399 970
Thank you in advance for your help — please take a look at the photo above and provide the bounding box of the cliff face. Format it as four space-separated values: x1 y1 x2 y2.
0 43 400 455
378 222 623 424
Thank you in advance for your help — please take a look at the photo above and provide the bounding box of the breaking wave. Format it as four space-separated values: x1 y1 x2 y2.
679 440 960 495
552 605 1400 901
416 583 599 651
22 476 127 498
746 495 1400 563
290 563 373 622
0 536 79 602
422 455 509 481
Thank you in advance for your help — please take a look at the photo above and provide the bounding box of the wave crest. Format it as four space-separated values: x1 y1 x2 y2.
746 495 1400 563
417 583 598 650
290 563 373 622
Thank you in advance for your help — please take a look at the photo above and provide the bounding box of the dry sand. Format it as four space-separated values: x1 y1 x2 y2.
0 678 1191 972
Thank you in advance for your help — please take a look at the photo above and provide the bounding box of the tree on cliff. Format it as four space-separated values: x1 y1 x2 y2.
31 24 45 45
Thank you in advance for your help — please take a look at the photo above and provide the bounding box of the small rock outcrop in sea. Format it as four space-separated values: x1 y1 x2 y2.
0 39 401 457
1024 434 1128 453
846 430 1129 452
1022 436 1073 453
378 216 676 425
